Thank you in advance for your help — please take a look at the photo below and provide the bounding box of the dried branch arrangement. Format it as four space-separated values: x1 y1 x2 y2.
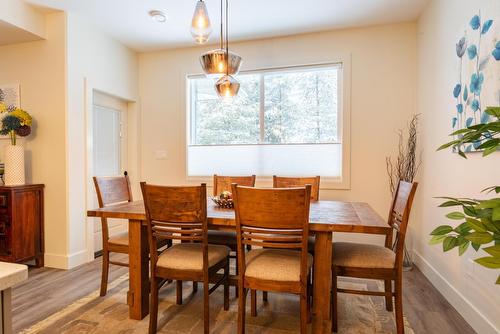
386 114 421 196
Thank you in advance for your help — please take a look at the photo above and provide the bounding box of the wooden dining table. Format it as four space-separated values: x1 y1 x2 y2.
87 199 389 334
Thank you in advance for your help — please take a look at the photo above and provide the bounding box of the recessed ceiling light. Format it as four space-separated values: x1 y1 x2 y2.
149 10 167 23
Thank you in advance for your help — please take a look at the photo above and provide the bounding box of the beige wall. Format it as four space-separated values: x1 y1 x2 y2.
66 13 139 265
138 22 417 243
416 0 500 333
0 12 67 266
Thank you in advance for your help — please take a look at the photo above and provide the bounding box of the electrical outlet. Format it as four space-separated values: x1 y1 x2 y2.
155 150 167 160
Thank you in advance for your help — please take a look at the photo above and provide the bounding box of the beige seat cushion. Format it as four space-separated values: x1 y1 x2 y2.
208 230 237 246
157 243 230 271
333 242 395 269
245 249 313 282
108 232 129 246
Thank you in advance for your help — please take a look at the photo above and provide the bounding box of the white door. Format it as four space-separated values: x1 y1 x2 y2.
92 92 128 252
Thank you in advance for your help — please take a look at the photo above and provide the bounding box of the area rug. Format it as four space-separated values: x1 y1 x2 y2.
20 275 414 334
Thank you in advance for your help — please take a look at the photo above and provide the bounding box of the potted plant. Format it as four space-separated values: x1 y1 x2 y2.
431 106 500 284
0 102 32 185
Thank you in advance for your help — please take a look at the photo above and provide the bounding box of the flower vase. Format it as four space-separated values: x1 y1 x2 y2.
4 145 25 186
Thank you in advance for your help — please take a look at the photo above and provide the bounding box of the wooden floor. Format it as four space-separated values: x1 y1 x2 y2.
12 254 476 334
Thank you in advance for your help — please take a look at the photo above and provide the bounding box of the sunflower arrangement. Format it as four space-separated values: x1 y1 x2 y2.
0 102 33 145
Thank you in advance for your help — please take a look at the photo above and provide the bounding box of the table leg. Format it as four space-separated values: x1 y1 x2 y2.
1 288 12 334
127 219 149 320
312 231 332 333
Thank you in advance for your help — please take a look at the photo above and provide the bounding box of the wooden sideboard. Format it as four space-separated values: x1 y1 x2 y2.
0 184 44 267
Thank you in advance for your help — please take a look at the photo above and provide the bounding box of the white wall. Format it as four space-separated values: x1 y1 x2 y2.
66 13 139 266
0 0 45 39
415 1 500 333
138 23 417 246
0 12 68 267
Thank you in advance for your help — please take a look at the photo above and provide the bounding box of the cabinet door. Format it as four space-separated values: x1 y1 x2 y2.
12 190 39 260
0 192 12 258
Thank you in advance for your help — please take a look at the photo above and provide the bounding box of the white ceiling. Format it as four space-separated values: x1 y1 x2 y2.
25 0 429 52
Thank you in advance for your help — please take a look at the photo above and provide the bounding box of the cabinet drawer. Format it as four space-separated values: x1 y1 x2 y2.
0 216 12 256
0 193 8 207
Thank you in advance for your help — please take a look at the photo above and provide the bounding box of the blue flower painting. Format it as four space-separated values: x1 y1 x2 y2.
452 11 500 153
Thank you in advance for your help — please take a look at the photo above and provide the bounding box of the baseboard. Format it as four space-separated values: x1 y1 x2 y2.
44 250 90 270
413 251 499 334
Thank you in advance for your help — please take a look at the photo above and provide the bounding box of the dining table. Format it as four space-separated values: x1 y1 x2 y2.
87 198 390 334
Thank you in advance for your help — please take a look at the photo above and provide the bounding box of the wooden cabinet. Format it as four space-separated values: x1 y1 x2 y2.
0 184 44 267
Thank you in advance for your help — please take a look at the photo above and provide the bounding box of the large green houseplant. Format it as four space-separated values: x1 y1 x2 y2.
431 106 500 284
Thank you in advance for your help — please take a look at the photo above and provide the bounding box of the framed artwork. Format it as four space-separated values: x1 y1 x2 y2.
0 83 20 108
453 12 500 152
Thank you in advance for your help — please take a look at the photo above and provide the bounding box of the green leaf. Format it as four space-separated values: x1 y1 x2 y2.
476 198 500 209
430 225 453 235
474 256 500 269
483 220 500 234
482 186 500 194
429 235 447 245
483 145 499 156
458 241 469 256
439 200 462 207
446 212 465 220
443 236 458 252
496 275 500 285
483 245 500 257
465 232 494 244
485 106 500 118
454 222 472 235
466 218 486 232
493 207 500 221
471 242 481 251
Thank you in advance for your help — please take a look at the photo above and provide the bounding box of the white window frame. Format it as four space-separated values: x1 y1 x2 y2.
185 59 351 190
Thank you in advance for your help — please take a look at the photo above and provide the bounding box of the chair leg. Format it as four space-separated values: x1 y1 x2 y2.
238 287 247 334
384 279 393 311
234 255 239 298
176 280 183 305
250 290 257 317
193 281 198 293
224 260 230 311
307 272 312 324
394 276 404 334
203 279 210 334
262 291 268 302
331 270 338 333
300 289 308 334
100 250 110 297
149 277 160 334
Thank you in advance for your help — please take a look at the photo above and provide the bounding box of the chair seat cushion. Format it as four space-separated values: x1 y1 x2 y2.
157 243 230 271
245 249 313 282
208 230 237 246
333 242 395 269
108 232 129 246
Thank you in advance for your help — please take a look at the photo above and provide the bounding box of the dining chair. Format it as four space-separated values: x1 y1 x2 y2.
141 182 230 334
232 184 313 334
331 180 418 333
208 174 256 296
93 172 133 297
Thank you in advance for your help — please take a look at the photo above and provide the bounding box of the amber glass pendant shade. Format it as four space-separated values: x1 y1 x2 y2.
191 0 212 44
199 49 242 78
215 75 240 98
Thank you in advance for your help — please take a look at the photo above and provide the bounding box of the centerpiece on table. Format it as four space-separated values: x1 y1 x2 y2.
0 102 32 185
211 191 234 208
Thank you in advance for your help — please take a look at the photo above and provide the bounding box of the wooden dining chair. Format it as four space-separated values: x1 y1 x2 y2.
273 175 320 201
93 172 133 297
208 175 256 295
141 182 230 334
331 181 418 333
232 184 313 334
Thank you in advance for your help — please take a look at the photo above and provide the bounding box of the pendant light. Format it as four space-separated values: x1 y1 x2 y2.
214 0 240 98
199 0 242 79
191 0 212 44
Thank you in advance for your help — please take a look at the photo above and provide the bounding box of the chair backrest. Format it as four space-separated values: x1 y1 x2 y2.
93 172 133 208
388 181 418 268
213 175 256 196
273 175 320 201
140 182 208 270
232 184 311 284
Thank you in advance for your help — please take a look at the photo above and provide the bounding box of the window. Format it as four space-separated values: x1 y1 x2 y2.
187 63 348 186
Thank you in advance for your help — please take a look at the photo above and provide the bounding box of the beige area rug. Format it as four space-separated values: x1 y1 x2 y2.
20 275 414 334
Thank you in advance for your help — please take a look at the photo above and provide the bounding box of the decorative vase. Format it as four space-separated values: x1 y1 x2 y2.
4 145 25 186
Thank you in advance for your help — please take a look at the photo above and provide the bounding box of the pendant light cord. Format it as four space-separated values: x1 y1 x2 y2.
225 0 229 75
220 0 223 50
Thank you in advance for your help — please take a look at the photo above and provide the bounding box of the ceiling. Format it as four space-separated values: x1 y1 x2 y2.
25 0 429 52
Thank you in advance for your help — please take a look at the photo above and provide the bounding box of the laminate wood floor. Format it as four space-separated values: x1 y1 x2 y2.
11 254 476 334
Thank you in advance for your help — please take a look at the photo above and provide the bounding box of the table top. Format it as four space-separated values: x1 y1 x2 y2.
0 262 28 291
88 199 389 234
